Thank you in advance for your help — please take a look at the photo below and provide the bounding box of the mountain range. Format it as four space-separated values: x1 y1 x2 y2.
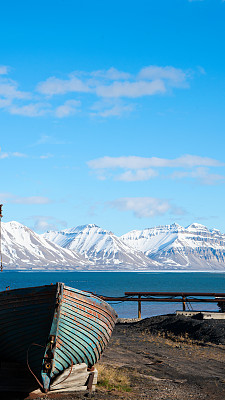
1 221 225 271
1 221 90 270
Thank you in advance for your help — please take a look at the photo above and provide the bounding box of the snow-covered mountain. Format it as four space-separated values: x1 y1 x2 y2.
121 223 183 256
121 223 225 270
42 224 157 269
1 221 91 270
1 221 225 270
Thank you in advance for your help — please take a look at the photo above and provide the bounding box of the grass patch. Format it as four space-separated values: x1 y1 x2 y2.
140 329 205 347
97 364 131 392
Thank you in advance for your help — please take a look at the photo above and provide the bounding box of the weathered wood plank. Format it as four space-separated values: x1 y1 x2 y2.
49 363 98 392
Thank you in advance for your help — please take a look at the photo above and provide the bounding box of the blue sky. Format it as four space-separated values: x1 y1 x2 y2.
1 0 225 235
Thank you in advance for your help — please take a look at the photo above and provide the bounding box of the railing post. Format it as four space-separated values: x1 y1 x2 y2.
138 295 142 319
182 296 186 311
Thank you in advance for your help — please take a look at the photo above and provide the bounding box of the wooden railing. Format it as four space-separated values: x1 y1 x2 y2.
99 292 225 318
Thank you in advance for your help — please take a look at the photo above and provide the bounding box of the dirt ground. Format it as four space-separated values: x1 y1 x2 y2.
4 315 225 400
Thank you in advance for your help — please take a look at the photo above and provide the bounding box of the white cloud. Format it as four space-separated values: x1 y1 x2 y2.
55 99 81 118
91 99 134 117
0 66 9 75
11 152 27 157
0 193 52 204
35 64 191 119
88 155 224 184
37 65 189 100
0 64 194 118
37 76 90 96
98 103 134 117
91 67 132 80
108 197 183 218
171 167 225 185
39 153 53 159
139 66 188 87
9 102 51 117
31 135 69 146
88 155 224 170
0 148 27 159
96 79 166 98
28 216 67 233
0 79 30 100
0 98 11 108
115 168 158 182
14 196 51 204
0 152 8 159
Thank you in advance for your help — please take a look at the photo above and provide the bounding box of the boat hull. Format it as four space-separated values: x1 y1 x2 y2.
0 282 117 392
0 284 57 381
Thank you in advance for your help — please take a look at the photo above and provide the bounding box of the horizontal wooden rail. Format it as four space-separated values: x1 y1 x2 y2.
124 292 225 297
101 297 225 302
99 291 225 319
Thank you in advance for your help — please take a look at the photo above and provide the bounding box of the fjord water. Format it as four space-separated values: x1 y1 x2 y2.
1 271 225 318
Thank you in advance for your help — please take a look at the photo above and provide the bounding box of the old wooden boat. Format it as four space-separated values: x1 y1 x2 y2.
0 282 117 392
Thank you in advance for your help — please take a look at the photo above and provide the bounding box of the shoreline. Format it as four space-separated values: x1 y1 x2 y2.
2 269 225 273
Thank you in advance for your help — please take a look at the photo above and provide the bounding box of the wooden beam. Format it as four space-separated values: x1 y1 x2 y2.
138 294 141 319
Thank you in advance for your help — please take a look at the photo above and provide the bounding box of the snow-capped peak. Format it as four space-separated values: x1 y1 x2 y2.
1 221 91 270
1 220 225 271
186 223 208 231
5 221 27 229
43 223 156 268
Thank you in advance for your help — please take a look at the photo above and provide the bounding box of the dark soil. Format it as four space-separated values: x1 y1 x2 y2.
4 315 225 400
126 314 225 344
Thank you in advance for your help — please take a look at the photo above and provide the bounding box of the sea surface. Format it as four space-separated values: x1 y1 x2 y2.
1 271 225 318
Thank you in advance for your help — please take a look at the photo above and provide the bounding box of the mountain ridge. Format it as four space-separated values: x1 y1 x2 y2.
121 223 225 270
1 221 225 270
42 224 158 269
1 221 91 270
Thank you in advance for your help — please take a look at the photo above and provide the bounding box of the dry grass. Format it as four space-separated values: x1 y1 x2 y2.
138 329 225 363
140 329 205 347
96 364 131 392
